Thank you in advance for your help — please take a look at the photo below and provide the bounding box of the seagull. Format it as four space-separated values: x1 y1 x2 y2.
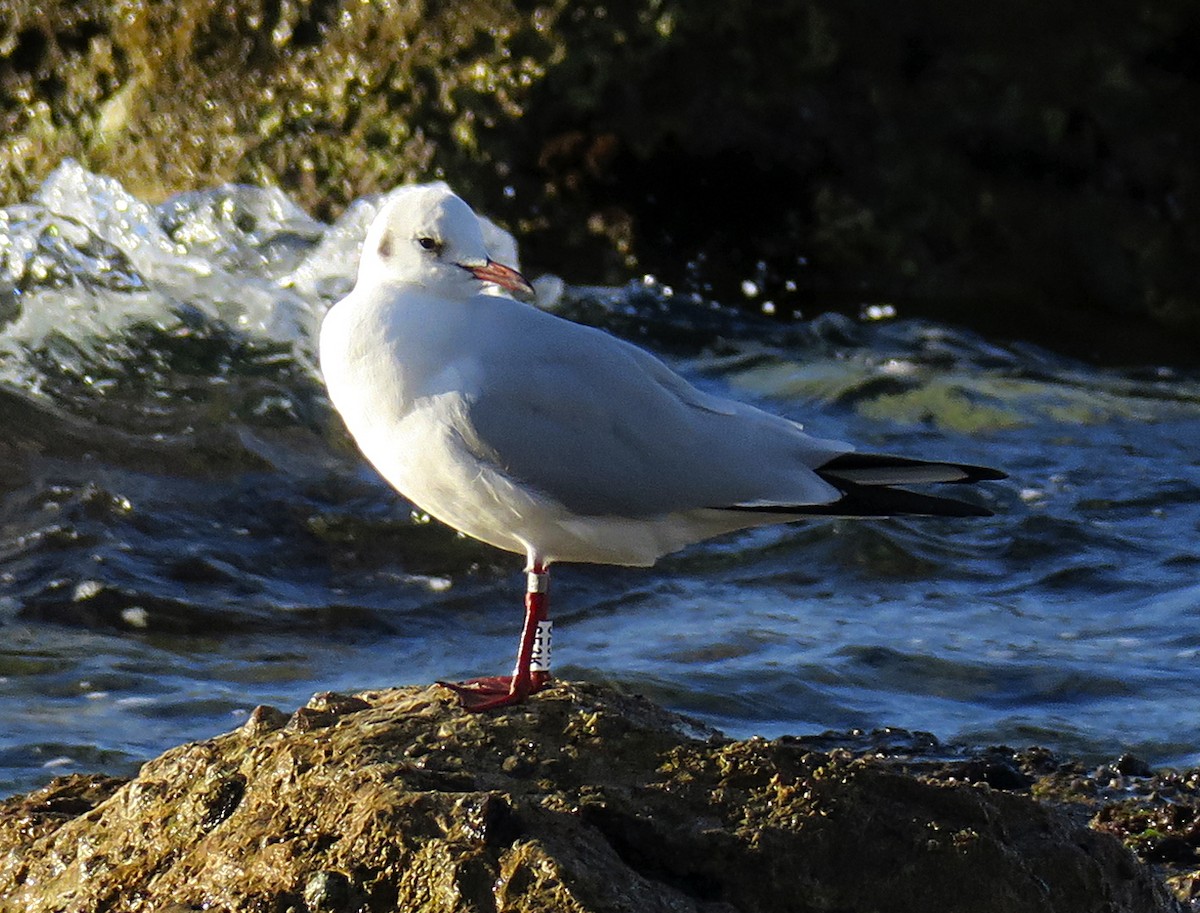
318 185 1005 711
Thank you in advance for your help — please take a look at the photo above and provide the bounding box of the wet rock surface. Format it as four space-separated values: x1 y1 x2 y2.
0 681 1186 912
1 1 1197 362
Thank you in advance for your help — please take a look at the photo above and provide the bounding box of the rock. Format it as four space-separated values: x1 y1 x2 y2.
1 1 1197 362
241 704 289 737
303 869 356 912
1117 753 1157 779
0 681 1181 912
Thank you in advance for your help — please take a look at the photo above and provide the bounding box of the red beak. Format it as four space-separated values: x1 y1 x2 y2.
464 258 535 300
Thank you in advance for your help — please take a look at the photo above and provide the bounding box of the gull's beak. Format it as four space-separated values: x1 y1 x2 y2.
463 258 535 302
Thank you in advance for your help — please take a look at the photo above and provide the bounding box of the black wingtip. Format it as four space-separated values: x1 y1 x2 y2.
817 452 1007 484
714 450 1004 519
723 484 995 519
957 465 1008 483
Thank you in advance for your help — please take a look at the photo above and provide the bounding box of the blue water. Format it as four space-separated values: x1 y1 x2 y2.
1 161 1198 797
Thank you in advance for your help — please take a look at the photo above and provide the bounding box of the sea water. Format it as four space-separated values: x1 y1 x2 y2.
1 161 1198 797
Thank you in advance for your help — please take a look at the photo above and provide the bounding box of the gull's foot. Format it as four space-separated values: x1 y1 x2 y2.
437 672 551 712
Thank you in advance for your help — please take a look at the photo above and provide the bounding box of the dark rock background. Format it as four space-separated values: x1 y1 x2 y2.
1 0 1197 363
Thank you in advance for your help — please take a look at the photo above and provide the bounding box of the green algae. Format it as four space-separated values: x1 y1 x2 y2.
725 352 1200 434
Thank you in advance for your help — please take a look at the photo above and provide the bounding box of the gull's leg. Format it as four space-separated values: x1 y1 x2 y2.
438 560 553 711
509 561 553 697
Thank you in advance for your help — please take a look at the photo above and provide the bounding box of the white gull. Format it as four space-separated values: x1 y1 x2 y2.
318 185 1004 710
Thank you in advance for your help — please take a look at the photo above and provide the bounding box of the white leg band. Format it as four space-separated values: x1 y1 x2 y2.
529 620 552 672
527 571 549 593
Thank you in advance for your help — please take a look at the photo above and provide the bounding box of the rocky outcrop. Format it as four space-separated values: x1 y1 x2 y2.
0 681 1182 912
0 1 1197 362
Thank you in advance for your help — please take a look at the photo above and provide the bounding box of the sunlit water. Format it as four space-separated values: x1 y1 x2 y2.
1 161 1197 797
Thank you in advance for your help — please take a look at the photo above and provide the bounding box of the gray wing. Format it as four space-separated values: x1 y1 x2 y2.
457 304 847 518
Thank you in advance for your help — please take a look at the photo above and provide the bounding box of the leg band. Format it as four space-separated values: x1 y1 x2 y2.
529 620 552 672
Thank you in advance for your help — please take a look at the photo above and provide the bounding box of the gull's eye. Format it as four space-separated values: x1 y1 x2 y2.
417 237 441 253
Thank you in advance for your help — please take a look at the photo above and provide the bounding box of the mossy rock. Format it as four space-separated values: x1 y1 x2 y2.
0 681 1181 912
2 1 1197 361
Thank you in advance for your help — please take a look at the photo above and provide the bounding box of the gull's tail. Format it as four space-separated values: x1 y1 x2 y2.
728 452 1007 518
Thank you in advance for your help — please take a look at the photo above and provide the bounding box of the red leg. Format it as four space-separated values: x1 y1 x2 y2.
439 562 553 711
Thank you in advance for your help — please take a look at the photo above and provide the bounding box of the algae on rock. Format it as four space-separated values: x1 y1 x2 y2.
1 1 1198 361
0 681 1181 912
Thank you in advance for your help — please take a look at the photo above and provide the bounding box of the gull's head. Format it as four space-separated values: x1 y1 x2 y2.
357 185 533 301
